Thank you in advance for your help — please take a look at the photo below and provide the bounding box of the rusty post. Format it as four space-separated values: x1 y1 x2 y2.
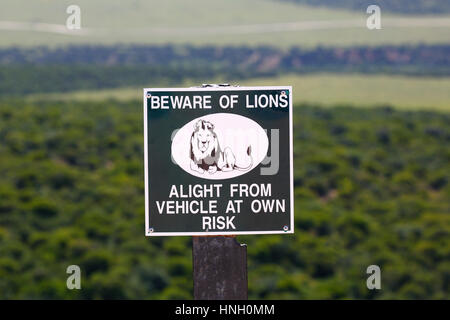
192 236 248 300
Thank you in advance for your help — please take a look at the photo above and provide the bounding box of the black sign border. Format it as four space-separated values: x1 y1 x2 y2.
143 86 294 236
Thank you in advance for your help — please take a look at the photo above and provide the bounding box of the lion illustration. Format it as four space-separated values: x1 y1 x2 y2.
190 119 252 174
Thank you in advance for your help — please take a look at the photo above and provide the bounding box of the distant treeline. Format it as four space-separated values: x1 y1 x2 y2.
277 0 450 14
1 44 449 70
0 44 449 95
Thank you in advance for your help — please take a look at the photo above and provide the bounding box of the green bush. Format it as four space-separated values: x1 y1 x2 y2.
0 100 448 299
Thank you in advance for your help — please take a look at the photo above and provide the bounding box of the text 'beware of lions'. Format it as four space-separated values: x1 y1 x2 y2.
149 92 288 109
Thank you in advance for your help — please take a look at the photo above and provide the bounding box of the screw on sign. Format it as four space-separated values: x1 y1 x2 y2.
143 85 294 299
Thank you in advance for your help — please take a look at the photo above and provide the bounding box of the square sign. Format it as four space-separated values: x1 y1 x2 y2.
144 86 293 236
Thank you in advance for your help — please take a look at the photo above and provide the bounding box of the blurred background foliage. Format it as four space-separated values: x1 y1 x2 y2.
0 0 449 299
0 100 448 299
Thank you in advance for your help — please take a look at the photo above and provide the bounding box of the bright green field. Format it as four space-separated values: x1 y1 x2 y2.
29 74 450 111
1 0 449 48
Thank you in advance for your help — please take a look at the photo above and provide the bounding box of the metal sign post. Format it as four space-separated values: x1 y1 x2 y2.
193 236 247 300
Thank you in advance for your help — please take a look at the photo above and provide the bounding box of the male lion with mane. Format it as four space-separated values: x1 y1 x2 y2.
190 119 252 174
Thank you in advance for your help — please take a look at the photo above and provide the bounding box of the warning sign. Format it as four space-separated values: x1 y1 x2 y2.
144 86 293 236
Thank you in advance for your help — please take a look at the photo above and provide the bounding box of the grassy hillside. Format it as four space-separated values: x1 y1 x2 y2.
1 0 449 48
28 74 450 112
0 99 448 299
241 74 450 111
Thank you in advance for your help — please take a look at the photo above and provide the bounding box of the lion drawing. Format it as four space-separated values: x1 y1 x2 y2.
190 119 252 174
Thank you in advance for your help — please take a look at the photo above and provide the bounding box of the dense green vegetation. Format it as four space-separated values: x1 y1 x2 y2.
279 0 450 14
0 99 448 299
1 45 449 96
